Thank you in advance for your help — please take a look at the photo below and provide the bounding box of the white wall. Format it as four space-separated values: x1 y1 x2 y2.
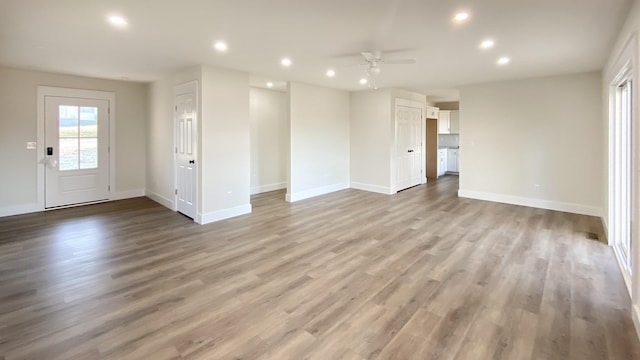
458 71 603 216
604 0 640 339
146 66 201 209
249 87 287 194
349 88 427 194
3 63 248 223
350 89 393 194
146 76 174 208
0 66 147 216
390 89 426 104
199 66 251 222
147 65 252 224
288 82 350 202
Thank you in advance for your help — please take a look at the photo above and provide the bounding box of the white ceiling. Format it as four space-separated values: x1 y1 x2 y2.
0 0 632 100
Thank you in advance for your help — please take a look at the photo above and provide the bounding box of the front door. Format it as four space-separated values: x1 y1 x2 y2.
45 96 109 208
175 83 197 219
396 105 423 191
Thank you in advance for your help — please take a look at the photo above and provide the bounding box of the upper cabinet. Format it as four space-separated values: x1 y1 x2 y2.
438 110 459 134
426 106 439 119
438 110 451 134
450 110 460 134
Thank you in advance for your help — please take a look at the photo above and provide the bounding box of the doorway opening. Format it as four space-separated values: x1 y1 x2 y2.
248 84 288 201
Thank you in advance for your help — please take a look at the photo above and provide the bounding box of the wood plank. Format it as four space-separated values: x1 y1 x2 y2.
0 177 638 359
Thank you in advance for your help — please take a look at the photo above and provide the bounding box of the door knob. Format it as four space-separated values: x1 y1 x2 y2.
189 160 195 164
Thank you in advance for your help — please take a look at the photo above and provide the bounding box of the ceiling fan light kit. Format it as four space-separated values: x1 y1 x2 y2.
367 64 382 77
357 51 415 89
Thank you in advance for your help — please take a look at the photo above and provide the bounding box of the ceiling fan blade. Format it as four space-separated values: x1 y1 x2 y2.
383 59 416 65
341 62 369 68
361 52 374 62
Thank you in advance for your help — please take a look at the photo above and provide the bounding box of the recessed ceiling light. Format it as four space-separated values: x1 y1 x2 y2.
497 57 511 65
107 15 127 27
266 82 274 88
359 78 368 85
326 69 336 77
214 41 228 52
281 58 292 67
454 12 470 22
480 39 495 49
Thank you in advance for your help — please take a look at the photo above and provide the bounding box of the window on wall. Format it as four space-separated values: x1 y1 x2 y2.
610 68 633 275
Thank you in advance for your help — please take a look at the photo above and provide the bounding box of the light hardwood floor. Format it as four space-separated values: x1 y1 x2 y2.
1 176 639 359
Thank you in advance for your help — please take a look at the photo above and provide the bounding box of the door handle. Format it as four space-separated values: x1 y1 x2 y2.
189 160 195 164
408 149 414 153
39 157 58 169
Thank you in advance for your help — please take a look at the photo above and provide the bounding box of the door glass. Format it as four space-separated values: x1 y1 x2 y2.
79 107 98 136
80 138 98 169
58 105 99 171
59 106 79 171
59 138 79 171
59 105 79 137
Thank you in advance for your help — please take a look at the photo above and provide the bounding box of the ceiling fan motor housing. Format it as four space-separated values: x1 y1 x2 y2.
368 63 382 77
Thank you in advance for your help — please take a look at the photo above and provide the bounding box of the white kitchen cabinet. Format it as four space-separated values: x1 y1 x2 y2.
447 148 459 173
426 106 439 119
438 110 460 134
450 110 460 134
437 149 447 176
438 111 451 134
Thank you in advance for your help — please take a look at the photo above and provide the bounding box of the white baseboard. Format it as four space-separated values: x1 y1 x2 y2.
286 182 349 203
196 203 252 225
111 189 145 200
458 189 603 217
350 182 394 195
0 203 42 217
250 182 286 195
601 216 610 245
145 189 174 210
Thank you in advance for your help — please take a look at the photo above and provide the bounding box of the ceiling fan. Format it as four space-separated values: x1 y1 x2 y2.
360 50 416 78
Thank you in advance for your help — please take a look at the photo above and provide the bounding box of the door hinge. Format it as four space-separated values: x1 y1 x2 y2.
175 147 178 154
175 189 178 195
108 185 111 191
175 105 178 112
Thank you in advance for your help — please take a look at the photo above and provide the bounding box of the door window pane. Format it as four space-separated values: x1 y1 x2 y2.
80 138 98 169
59 105 78 137
59 138 79 171
79 107 98 137
58 105 99 171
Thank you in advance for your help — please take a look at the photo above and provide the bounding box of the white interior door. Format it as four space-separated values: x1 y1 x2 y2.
175 85 197 219
396 105 423 191
45 96 109 208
